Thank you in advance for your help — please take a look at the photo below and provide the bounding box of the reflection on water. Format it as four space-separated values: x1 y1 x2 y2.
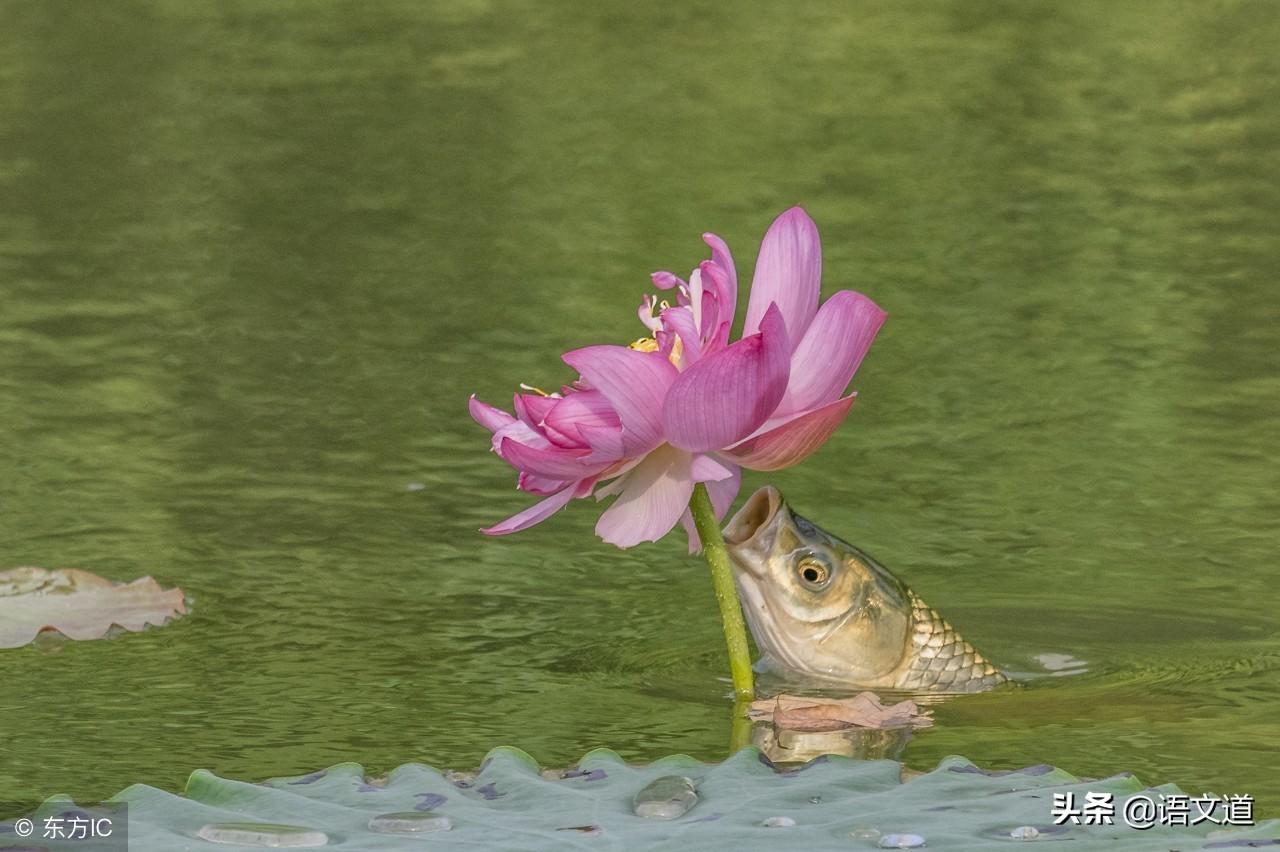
1 0 1278 814
1030 653 1089 678
753 725 914 765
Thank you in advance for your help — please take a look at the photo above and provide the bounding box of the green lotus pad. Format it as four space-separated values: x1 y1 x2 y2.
10 749 1279 850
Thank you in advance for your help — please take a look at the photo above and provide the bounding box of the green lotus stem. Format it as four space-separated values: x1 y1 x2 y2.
729 698 755 753
689 483 755 700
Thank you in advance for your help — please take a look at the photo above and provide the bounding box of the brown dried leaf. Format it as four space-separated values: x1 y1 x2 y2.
0 566 187 649
748 692 933 732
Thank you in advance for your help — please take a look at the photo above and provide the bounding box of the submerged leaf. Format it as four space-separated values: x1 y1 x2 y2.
0 566 187 649
749 692 933 731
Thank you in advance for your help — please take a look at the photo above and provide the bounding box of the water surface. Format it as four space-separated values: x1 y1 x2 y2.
1 0 1278 813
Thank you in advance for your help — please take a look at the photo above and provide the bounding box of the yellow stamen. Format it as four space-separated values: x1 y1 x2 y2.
519 382 552 397
630 297 687 366
628 335 685 367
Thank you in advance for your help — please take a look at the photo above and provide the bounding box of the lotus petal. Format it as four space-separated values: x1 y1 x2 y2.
563 346 677 454
742 207 822 341
777 290 885 416
481 484 579 535
517 472 568 495
497 438 608 480
543 391 620 448
701 232 737 323
468 395 514 433
595 445 693 548
663 304 789 453
514 393 559 430
722 394 856 471
658 305 703 367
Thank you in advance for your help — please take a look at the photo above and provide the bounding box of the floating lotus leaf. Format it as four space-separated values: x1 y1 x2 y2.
749 692 933 732
7 749 1277 850
0 567 186 649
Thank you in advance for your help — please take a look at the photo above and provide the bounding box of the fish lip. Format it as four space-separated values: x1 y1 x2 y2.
723 486 785 574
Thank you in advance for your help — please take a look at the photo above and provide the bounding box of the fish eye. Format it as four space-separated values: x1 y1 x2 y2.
796 556 832 591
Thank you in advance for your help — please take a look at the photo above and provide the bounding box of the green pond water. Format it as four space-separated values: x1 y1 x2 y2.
1 0 1278 818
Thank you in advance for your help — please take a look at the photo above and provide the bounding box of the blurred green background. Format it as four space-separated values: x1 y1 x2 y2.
1 0 1277 814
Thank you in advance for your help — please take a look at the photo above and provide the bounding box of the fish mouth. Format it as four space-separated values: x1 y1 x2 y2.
722 486 828 677
723 486 786 574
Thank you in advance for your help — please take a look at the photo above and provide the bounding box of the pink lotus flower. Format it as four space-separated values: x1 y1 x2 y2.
470 206 885 549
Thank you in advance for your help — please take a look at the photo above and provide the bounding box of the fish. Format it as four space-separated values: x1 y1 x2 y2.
723 486 1007 693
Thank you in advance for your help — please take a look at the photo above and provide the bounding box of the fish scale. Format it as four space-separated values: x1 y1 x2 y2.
902 592 1006 692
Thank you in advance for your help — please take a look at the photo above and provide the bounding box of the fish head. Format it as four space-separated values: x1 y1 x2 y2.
724 486 913 684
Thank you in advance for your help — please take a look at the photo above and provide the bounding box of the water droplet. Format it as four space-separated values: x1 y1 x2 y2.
368 811 452 834
849 825 881 839
406 482 426 492
633 775 697 820
808 795 822 804
761 816 796 828
196 823 328 847
878 833 926 849
1010 825 1040 840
